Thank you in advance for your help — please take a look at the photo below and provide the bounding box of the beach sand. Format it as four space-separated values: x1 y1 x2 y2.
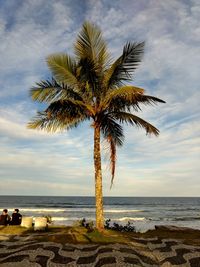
0 225 200 266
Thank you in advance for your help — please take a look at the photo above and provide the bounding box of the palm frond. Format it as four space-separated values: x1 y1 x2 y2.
103 42 145 88
77 58 99 97
102 85 144 109
30 79 62 102
99 113 123 188
46 99 95 118
99 113 124 146
30 78 83 103
28 99 89 132
47 53 79 88
74 21 110 70
97 43 111 70
113 111 160 136
107 136 116 189
27 111 86 132
108 94 165 112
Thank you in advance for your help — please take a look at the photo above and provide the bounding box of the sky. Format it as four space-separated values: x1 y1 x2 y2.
0 0 199 196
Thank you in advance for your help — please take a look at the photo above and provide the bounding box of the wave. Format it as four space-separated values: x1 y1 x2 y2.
21 208 96 213
51 217 69 221
53 217 147 223
3 207 144 214
117 216 200 222
174 216 200 221
51 217 94 222
104 209 143 213
155 207 200 212
118 217 146 222
5 208 66 213
152 217 200 222
45 205 96 208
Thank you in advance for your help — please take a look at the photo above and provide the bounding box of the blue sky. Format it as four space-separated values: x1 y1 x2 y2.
0 0 199 196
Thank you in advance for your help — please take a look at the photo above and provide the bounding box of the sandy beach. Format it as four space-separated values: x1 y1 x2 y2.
0 225 200 266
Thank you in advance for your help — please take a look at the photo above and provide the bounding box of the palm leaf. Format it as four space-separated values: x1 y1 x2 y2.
113 111 160 136
107 136 116 189
99 113 124 188
30 78 83 103
28 99 89 132
99 113 124 146
102 85 145 109
46 99 95 117
108 94 165 112
103 42 145 88
27 111 86 132
47 53 79 88
74 21 110 70
77 58 99 97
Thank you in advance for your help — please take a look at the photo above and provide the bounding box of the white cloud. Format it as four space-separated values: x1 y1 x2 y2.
0 0 77 98
0 0 199 196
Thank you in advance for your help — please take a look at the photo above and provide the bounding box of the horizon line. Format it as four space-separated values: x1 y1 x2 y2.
0 195 199 198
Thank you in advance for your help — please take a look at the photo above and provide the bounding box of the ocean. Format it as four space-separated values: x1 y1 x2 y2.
0 196 200 232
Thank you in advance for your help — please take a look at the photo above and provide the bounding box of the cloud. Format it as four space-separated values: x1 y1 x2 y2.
0 0 79 99
0 0 199 196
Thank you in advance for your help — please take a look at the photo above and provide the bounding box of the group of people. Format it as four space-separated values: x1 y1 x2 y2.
0 209 22 226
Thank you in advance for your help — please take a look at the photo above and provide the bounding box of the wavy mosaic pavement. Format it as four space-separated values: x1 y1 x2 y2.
0 235 200 266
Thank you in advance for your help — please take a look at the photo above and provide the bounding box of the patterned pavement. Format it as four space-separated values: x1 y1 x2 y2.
0 234 200 266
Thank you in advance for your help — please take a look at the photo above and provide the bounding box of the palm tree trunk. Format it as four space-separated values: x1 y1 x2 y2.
94 125 104 230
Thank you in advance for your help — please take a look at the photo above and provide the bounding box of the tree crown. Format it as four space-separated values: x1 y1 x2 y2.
28 21 165 187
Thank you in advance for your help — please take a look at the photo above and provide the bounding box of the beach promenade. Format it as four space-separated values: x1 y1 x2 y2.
0 228 200 266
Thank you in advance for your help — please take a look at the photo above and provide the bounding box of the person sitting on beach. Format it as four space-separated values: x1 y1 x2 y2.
10 209 22 225
0 209 11 225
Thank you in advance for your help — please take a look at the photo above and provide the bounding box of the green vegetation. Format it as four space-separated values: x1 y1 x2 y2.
28 21 165 230
0 225 127 244
1 225 200 246
0 226 32 235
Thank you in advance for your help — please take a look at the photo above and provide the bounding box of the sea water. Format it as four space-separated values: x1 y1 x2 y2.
0 196 200 232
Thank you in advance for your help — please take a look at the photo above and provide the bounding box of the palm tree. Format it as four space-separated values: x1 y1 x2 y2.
28 22 165 230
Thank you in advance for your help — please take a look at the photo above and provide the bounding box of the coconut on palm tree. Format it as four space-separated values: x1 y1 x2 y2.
28 22 165 230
